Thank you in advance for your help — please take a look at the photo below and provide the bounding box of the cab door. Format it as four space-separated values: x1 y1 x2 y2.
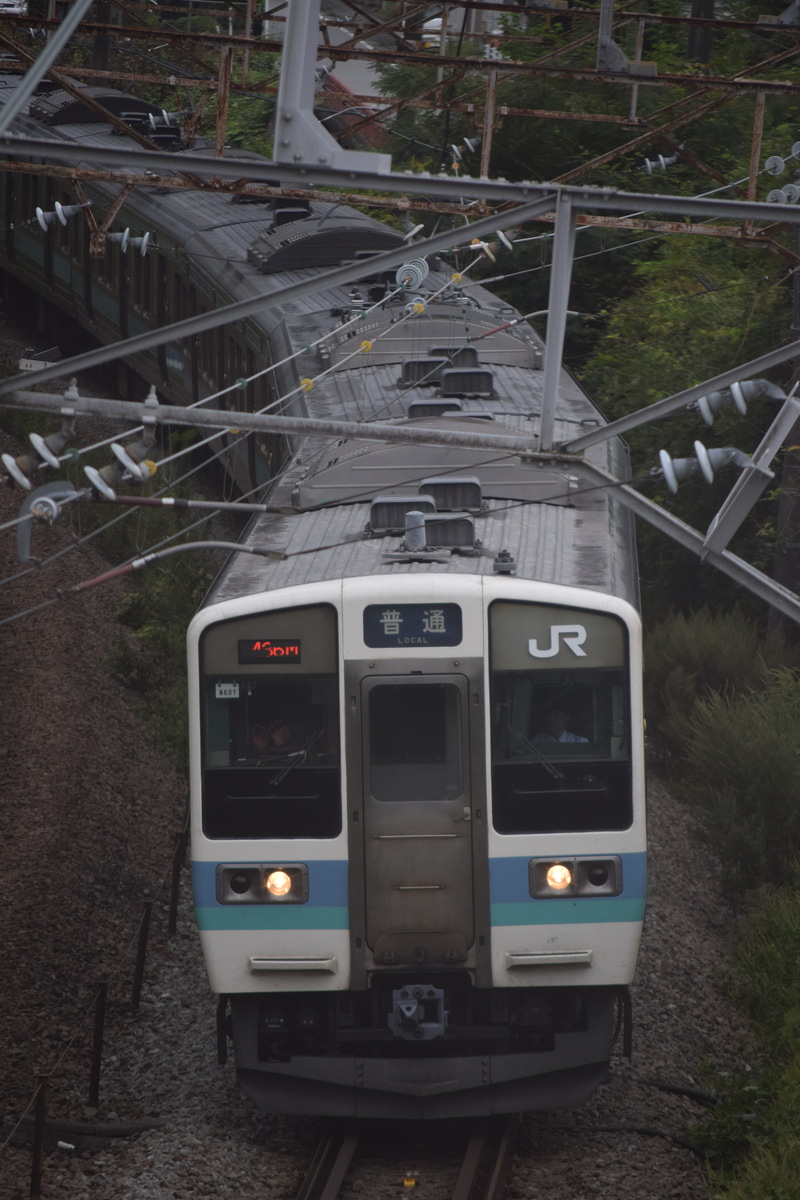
361 674 474 966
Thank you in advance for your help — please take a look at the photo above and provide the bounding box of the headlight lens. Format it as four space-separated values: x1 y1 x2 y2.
265 869 293 898
545 863 572 891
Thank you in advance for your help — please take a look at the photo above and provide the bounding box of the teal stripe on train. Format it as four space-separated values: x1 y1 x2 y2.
491 898 646 926
196 906 349 931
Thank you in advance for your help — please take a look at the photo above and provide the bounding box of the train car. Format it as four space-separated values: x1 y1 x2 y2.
186 265 645 1116
0 73 646 1118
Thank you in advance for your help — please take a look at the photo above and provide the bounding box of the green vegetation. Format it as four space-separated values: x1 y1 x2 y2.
645 611 800 1194
113 546 217 772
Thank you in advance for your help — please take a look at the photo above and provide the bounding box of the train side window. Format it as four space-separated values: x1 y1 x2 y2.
58 193 71 255
132 251 152 315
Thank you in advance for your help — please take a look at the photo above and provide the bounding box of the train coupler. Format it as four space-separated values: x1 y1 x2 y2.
388 985 448 1041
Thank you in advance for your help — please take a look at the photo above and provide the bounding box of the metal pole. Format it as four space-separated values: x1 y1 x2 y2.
745 89 766 234
539 191 577 450
215 46 233 159
131 902 152 1011
168 828 189 936
479 68 496 179
88 981 107 1109
30 1074 47 1199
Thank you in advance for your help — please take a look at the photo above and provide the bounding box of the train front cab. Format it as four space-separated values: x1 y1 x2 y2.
188 577 645 1118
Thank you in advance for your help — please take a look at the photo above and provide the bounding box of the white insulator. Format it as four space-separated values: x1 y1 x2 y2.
693 441 715 485
783 183 800 202
396 258 428 290
767 188 788 203
658 449 679 494
729 381 748 415
765 155 786 176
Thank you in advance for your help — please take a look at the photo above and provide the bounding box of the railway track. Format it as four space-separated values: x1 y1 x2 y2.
295 1116 518 1200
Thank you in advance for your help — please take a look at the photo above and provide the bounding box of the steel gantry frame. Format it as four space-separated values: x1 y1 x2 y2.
2 0 800 194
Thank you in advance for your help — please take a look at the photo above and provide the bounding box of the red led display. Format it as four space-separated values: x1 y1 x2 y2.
238 638 302 664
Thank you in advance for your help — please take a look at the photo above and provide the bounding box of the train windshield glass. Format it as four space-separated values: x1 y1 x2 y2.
489 601 632 833
367 682 462 802
199 604 341 839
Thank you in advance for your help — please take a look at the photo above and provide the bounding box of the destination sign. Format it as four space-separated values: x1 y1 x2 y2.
238 638 301 664
363 604 462 648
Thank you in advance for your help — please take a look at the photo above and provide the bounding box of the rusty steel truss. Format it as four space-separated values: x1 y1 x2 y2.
0 0 799 250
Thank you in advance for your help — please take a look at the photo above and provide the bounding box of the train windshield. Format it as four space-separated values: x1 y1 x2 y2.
489 601 633 833
198 604 341 839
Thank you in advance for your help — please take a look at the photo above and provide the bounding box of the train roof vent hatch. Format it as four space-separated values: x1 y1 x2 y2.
429 345 480 368
272 200 311 226
29 88 165 128
399 357 450 388
369 494 436 534
420 477 483 513
440 368 495 398
407 398 462 419
423 513 477 549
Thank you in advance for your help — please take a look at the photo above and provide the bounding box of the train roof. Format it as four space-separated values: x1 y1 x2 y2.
0 75 638 611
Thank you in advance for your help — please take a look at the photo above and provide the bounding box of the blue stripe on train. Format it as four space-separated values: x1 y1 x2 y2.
489 851 646 926
192 857 348 931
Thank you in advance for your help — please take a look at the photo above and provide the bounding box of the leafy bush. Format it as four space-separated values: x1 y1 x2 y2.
727 873 800 1056
644 608 793 759
681 668 800 896
696 874 800 1196
110 548 216 772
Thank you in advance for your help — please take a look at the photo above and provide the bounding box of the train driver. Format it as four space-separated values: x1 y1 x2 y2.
533 706 588 745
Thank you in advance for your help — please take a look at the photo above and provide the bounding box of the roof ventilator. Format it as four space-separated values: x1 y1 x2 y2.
407 399 462 419
272 200 312 227
369 494 436 535
429 345 479 368
419 477 483 513
422 514 477 550
441 411 495 421
401 512 476 550
440 368 495 398
399 358 450 387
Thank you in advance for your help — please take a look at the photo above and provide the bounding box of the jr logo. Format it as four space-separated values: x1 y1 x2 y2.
528 624 588 658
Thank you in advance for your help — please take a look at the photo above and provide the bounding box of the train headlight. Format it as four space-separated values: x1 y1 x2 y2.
265 869 292 898
545 863 572 891
216 863 309 904
530 857 622 898
262 865 308 903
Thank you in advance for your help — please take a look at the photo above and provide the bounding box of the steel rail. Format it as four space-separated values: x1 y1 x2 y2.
295 1130 359 1200
452 1116 518 1200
